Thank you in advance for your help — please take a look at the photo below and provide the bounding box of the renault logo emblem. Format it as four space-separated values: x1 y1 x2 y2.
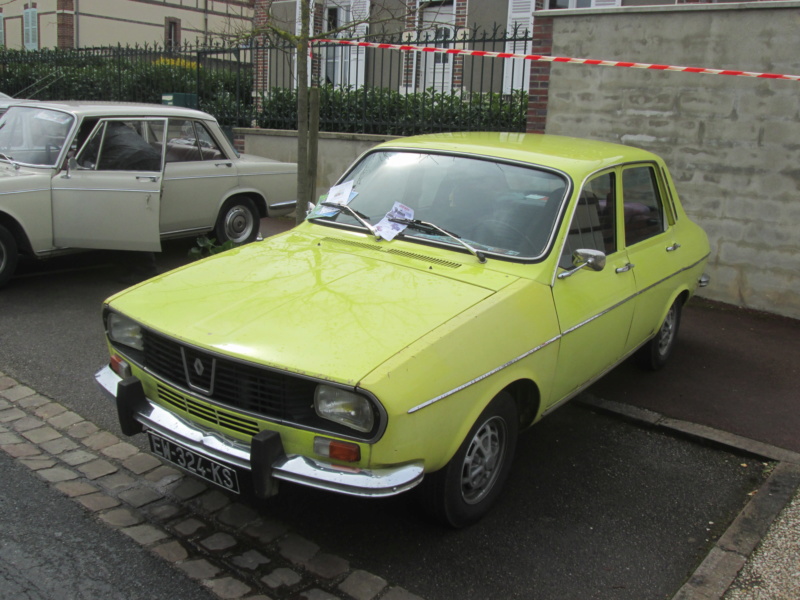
194 358 205 376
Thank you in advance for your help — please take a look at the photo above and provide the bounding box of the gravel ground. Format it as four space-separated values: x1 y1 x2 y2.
725 487 800 600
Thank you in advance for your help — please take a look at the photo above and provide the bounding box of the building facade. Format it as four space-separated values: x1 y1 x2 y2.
0 0 254 50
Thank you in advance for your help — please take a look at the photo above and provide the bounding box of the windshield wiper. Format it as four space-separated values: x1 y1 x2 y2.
390 218 486 263
319 201 381 241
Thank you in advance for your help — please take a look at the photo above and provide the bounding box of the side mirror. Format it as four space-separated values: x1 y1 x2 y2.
558 248 606 279
62 157 78 179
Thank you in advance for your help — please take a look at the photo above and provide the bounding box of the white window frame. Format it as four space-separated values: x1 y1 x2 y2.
416 0 455 94
503 0 533 94
322 0 368 89
547 0 621 8
23 7 38 51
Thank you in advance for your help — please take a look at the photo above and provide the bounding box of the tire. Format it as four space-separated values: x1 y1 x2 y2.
418 392 518 528
0 225 19 289
636 299 682 371
214 197 260 245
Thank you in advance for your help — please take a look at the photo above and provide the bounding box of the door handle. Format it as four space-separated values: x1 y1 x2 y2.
666 243 681 252
615 263 635 274
136 175 159 182
215 162 233 168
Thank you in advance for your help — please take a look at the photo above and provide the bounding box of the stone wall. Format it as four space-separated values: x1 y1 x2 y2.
234 128 398 193
543 2 800 319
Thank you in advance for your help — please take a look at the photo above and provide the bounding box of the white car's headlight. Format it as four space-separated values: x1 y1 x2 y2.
107 312 144 351
314 385 375 433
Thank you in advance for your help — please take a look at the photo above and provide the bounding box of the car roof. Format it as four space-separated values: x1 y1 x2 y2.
380 132 661 176
1 100 215 121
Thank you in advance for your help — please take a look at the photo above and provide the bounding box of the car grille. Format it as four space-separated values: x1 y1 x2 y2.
142 330 317 424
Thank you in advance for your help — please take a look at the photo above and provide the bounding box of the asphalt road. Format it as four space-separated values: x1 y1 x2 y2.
0 238 770 600
0 449 218 600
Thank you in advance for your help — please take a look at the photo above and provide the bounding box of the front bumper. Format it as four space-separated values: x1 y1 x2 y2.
95 365 424 498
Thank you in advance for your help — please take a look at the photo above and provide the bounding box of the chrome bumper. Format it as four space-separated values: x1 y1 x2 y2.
94 365 424 498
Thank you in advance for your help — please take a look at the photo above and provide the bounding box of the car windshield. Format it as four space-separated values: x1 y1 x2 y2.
0 106 74 167
309 150 569 259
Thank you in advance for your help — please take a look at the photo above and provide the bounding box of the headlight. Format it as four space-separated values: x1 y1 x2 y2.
314 385 374 433
107 312 144 351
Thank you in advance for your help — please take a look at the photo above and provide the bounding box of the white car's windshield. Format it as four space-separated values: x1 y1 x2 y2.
0 106 74 167
310 150 569 259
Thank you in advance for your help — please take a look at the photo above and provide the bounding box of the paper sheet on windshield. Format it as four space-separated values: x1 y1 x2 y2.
375 202 414 241
309 180 357 218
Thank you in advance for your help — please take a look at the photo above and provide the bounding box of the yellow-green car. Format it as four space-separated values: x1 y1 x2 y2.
96 132 710 527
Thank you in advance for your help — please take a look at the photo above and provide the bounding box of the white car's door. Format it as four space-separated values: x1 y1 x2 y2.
160 118 238 234
50 118 166 251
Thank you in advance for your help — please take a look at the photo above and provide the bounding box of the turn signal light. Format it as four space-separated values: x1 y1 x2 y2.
313 437 361 462
110 354 132 379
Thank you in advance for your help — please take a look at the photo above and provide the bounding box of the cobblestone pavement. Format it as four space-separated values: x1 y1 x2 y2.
0 372 423 600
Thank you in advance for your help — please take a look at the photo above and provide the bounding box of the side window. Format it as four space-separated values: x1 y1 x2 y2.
194 122 225 160
78 120 163 171
166 120 224 162
560 172 616 269
622 166 665 246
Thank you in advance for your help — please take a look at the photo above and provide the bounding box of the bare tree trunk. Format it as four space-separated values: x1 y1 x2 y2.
294 1 310 225
308 86 320 208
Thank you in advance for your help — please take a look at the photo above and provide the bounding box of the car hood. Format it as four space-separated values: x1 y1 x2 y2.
108 228 517 386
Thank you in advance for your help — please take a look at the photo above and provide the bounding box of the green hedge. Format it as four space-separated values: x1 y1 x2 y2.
1 48 527 134
256 84 527 135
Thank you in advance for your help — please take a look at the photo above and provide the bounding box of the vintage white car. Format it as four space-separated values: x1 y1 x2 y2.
0 101 297 287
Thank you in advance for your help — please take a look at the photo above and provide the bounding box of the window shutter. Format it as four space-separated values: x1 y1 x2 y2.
24 8 39 51
347 0 368 88
503 0 533 94
0 16 5 48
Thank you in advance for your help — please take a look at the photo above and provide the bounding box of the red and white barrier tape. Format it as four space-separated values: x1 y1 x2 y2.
313 38 800 82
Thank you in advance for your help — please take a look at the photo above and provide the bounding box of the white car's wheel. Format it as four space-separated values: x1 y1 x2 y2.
214 197 260 245
0 225 19 288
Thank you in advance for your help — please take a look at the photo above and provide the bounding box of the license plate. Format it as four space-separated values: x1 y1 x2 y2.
148 431 240 494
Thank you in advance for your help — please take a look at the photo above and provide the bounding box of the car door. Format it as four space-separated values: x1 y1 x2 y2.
548 170 637 406
50 118 166 251
619 163 685 352
160 119 238 235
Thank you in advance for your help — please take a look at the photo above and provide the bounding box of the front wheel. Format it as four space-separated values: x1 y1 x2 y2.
418 392 518 528
0 225 19 288
214 197 260 245
636 299 682 371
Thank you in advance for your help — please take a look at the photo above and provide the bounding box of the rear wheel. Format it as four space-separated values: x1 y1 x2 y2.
0 225 19 288
418 392 518 528
214 197 260 244
636 299 682 371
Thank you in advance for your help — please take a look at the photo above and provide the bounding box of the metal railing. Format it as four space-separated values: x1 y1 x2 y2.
0 26 532 135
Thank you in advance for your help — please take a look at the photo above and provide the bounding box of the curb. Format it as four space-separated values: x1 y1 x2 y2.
577 394 800 600
0 371 425 600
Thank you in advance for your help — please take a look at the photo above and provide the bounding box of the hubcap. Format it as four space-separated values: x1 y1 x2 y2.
657 306 677 356
461 416 506 505
224 206 254 243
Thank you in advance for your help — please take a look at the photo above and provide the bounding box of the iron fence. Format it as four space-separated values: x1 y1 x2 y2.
0 26 532 135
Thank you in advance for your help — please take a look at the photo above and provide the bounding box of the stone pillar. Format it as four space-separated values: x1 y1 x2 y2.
56 0 75 49
253 0 274 114
527 1 552 134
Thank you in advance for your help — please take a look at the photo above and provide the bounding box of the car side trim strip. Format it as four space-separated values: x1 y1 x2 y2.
407 334 561 414
408 252 709 415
